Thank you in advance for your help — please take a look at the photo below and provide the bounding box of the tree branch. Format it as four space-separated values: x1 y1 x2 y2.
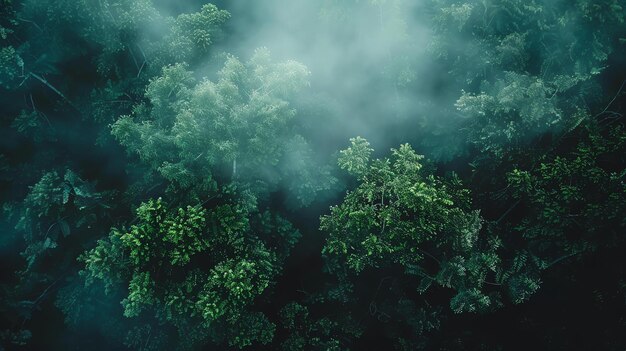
496 199 520 224
28 72 77 110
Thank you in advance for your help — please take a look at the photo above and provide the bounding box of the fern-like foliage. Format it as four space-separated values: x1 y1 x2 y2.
321 138 501 313
79 196 300 349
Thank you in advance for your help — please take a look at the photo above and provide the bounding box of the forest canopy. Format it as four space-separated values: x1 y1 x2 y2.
1 0 625 350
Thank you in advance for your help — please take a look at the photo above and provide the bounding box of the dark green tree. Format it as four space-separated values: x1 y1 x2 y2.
321 137 500 313
79 195 300 349
501 124 626 301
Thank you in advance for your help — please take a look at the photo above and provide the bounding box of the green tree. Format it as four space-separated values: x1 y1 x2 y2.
420 0 625 160
500 124 626 301
5 169 114 271
112 48 335 205
80 196 300 349
278 302 363 351
0 169 115 349
321 137 501 314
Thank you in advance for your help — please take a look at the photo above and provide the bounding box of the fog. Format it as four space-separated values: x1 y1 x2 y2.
211 0 442 152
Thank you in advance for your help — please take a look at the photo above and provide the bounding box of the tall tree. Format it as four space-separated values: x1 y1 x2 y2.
314 137 504 348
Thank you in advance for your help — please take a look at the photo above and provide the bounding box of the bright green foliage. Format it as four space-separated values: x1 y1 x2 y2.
122 271 156 317
197 259 271 321
80 228 126 294
118 198 208 267
164 207 208 266
80 197 300 349
337 136 373 178
321 138 501 313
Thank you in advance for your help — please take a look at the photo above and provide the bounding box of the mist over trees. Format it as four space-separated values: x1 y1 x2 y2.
1 0 625 350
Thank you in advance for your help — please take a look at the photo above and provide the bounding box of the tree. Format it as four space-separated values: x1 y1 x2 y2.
6 169 114 271
0 2 230 349
322 137 500 313
79 196 300 349
501 124 626 301
278 302 362 351
1 169 115 349
421 0 625 160
112 48 335 205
